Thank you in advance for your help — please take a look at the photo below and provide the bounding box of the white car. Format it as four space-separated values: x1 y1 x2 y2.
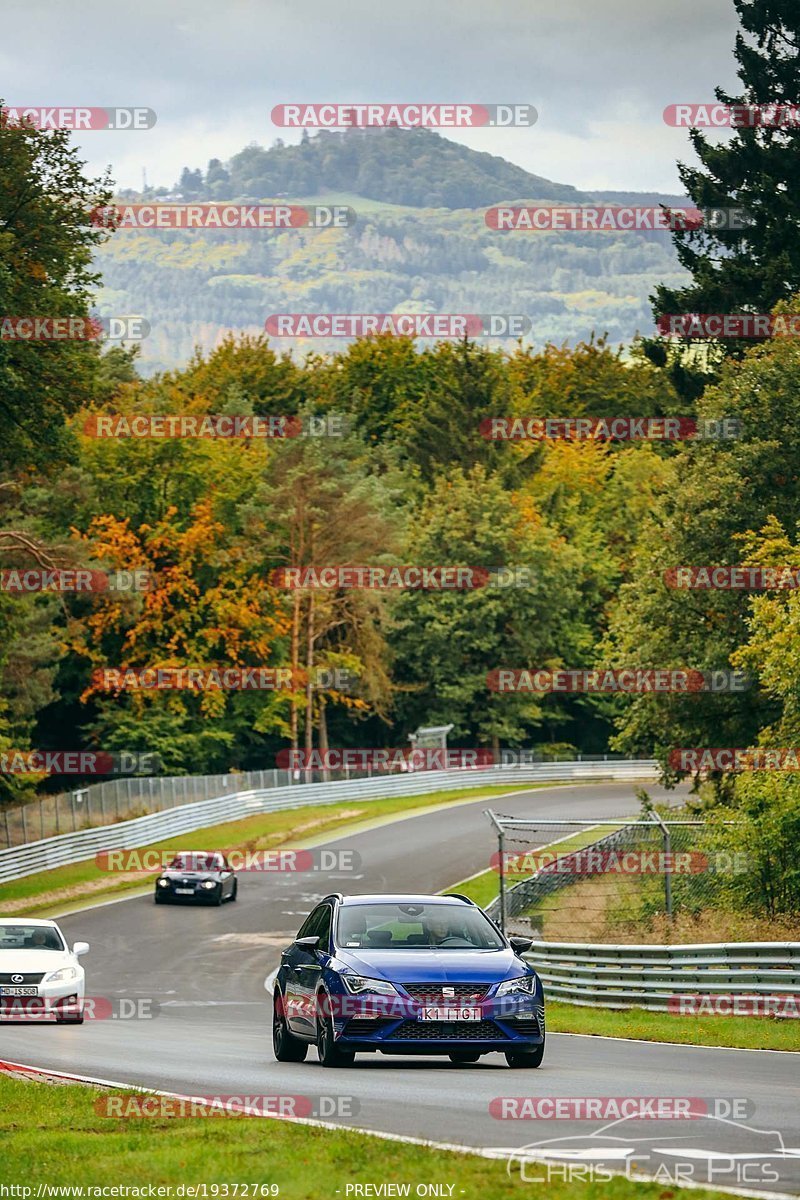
0 918 89 1024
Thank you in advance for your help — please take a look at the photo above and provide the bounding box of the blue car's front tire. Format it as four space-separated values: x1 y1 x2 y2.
273 989 308 1062
316 990 355 1068
505 1033 545 1068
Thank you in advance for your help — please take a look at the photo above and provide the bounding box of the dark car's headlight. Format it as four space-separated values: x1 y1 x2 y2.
157 879 170 888
496 975 538 997
201 880 217 889
342 976 399 996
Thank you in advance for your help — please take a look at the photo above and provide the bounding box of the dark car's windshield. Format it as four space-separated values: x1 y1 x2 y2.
335 903 504 950
0 922 65 951
168 853 221 871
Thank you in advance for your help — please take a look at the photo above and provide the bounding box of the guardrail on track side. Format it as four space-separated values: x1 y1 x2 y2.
0 760 658 884
524 940 800 1009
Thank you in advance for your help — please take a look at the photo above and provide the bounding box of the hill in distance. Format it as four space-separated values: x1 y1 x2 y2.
141 126 687 211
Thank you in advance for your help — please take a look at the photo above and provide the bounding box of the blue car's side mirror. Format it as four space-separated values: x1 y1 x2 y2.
294 935 320 951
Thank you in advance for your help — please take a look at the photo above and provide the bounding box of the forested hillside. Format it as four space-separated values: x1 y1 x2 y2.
97 128 690 372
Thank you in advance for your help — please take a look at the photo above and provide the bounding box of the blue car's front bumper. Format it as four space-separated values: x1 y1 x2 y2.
331 993 545 1054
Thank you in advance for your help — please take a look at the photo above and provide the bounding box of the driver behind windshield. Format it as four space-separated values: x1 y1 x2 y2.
426 913 465 945
29 928 61 950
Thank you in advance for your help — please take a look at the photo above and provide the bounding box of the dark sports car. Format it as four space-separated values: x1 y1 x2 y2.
154 851 237 905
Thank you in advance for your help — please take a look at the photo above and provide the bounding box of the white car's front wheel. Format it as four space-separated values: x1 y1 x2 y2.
55 1010 84 1024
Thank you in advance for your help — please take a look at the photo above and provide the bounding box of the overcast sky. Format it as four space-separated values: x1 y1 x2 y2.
2 0 741 193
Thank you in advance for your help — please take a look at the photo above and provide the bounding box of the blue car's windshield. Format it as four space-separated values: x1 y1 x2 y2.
335 903 504 950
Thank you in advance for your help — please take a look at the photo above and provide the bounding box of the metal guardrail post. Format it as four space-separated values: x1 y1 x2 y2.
485 809 507 934
649 809 673 921
498 828 506 935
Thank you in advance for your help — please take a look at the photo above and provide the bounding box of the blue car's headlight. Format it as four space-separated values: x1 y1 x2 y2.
342 976 399 996
496 975 537 997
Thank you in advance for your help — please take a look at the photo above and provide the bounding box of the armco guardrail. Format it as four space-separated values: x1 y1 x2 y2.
0 759 658 884
525 940 800 1010
0 754 649 848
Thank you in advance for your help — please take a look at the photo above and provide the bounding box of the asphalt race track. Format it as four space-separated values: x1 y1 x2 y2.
2 781 798 1195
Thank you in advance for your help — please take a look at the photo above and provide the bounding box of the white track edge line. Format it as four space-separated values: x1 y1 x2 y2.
0 1055 793 1200
548 1031 800 1055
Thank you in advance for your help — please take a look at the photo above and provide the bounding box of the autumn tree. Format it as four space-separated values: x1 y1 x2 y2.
241 412 401 757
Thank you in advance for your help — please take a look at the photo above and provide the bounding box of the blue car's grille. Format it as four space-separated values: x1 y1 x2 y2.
345 1018 393 1037
388 1020 504 1041
402 983 487 1002
508 1017 540 1035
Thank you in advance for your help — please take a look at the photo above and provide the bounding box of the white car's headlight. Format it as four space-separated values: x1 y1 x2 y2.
45 966 78 983
342 976 399 996
496 975 537 997
201 880 217 889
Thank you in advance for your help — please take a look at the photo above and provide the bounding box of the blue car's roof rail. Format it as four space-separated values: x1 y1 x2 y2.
440 892 477 905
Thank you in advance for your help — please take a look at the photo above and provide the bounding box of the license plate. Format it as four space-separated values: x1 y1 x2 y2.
174 887 194 895
0 987 38 996
419 1006 481 1021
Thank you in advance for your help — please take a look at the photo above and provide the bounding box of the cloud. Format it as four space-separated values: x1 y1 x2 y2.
3 0 741 192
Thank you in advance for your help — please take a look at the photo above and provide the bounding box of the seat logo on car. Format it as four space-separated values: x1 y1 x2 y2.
442 987 455 997
11 974 23 983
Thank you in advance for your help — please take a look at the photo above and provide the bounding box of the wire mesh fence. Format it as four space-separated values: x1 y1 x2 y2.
0 770 292 848
485 813 743 944
0 752 633 849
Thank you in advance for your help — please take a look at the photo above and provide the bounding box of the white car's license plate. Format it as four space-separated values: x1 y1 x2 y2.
418 1006 481 1021
0 986 38 996
174 887 194 894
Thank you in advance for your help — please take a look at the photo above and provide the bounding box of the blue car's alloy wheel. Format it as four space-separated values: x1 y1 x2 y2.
272 989 308 1063
316 991 355 1068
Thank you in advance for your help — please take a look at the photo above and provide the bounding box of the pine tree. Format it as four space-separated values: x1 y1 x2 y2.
652 1 800 330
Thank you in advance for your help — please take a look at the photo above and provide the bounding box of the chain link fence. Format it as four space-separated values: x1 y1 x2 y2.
0 770 292 848
0 752 632 850
485 813 742 944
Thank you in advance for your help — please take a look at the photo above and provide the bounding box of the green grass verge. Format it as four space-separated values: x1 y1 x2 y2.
0 1073 738 1200
2 784 542 916
546 1000 800 1052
